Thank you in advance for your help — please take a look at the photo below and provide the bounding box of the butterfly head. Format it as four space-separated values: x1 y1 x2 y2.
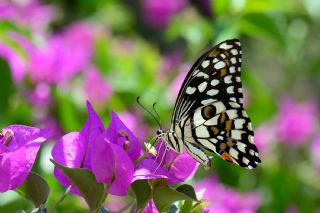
156 129 164 136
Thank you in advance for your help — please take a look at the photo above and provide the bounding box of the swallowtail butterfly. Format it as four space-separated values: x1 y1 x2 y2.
157 39 261 169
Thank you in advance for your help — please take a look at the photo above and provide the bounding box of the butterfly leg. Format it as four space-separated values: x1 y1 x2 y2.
184 141 211 168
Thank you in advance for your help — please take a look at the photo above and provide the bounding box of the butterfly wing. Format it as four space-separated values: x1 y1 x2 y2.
182 101 261 169
171 39 243 130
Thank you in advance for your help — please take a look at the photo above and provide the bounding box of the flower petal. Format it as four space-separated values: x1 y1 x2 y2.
0 125 50 192
133 159 167 182
104 112 142 162
91 137 134 196
52 132 84 195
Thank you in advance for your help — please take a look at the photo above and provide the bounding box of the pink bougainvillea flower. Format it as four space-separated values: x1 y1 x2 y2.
142 0 188 28
0 0 56 31
52 103 141 196
133 139 198 184
254 122 276 153
84 66 113 105
29 22 94 84
52 101 105 194
104 112 142 162
0 125 50 192
276 97 317 146
152 140 199 184
195 176 261 212
91 134 134 196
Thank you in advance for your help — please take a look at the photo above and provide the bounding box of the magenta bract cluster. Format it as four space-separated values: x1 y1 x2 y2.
51 101 198 196
0 125 50 192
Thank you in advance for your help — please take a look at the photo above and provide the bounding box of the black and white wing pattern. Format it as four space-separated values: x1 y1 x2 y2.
169 39 261 169
171 39 243 130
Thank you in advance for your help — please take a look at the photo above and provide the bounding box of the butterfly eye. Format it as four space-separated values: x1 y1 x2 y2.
156 129 162 135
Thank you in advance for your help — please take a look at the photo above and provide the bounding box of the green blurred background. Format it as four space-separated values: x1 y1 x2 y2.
1 0 320 212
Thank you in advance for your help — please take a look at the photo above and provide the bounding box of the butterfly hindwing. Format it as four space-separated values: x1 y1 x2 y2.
171 39 243 129
185 100 260 169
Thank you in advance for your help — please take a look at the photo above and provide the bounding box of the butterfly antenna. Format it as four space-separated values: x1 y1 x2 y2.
136 97 162 128
152 102 162 129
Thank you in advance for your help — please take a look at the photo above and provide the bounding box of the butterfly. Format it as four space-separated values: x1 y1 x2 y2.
157 39 261 169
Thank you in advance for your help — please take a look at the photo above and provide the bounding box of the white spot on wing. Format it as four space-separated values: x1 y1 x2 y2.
242 157 250 165
237 142 246 153
186 87 196 94
220 43 233 49
212 58 219 63
236 76 241 82
231 57 237 64
231 130 243 140
198 82 207 92
202 60 210 68
224 75 232 84
231 49 238 55
230 66 236 73
211 79 219 86
214 61 226 69
207 89 219 96
201 99 215 105
230 97 237 102
196 72 209 79
226 109 238 119
229 148 239 160
227 86 234 94
234 119 246 129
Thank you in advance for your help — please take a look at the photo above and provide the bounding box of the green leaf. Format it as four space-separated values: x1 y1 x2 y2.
180 200 193 213
152 180 198 212
0 57 15 118
176 184 198 201
131 179 152 210
15 172 50 207
50 159 106 211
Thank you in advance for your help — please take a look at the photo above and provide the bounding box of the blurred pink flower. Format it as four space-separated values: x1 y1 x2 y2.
195 176 261 213
310 135 320 171
142 0 188 28
276 97 317 146
254 123 276 152
0 0 55 31
29 22 94 84
118 111 148 139
28 83 52 106
84 67 113 105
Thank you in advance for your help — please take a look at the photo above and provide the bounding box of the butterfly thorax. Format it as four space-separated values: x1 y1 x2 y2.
156 128 184 154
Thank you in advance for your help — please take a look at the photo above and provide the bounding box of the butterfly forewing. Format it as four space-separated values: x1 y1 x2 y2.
171 39 243 129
